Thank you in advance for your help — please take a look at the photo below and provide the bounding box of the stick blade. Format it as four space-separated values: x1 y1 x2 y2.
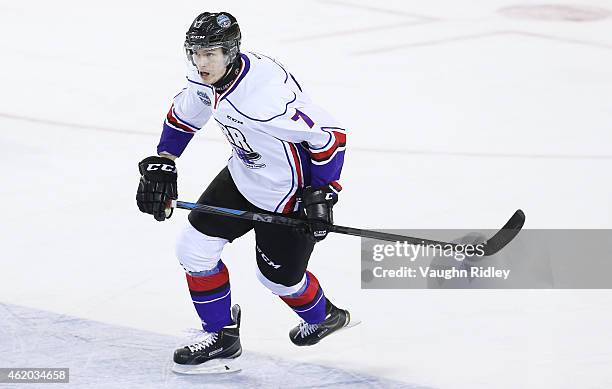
482 209 526 256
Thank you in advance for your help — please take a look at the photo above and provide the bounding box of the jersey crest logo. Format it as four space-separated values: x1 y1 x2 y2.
217 121 266 169
197 90 211 106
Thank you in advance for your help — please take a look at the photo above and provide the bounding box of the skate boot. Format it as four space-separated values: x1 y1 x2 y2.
289 300 359 346
172 304 242 374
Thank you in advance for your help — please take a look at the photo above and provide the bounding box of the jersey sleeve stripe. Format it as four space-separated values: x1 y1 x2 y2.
309 130 346 163
330 181 342 192
307 131 334 151
164 119 193 134
308 127 345 151
172 106 200 130
166 105 198 133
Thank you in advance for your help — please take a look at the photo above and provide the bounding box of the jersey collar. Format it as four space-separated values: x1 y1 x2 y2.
213 53 251 109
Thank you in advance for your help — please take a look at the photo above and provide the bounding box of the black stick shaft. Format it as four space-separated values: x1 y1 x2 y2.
172 201 525 256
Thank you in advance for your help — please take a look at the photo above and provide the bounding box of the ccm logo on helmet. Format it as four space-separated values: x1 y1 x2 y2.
146 164 176 172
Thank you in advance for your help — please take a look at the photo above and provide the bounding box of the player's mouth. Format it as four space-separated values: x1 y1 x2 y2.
199 71 210 78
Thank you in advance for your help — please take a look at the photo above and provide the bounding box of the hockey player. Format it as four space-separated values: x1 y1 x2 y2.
136 12 355 373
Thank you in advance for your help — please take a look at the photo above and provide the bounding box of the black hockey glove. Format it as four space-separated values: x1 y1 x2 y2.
136 156 177 221
301 185 338 242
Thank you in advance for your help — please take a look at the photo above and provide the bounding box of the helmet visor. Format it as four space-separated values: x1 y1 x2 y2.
185 45 230 66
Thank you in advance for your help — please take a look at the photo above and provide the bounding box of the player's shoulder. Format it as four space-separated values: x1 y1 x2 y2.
226 51 300 121
242 51 291 84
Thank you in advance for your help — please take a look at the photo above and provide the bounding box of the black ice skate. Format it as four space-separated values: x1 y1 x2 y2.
172 304 242 374
289 300 359 346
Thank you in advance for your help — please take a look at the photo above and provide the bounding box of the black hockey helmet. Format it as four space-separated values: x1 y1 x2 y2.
184 12 241 65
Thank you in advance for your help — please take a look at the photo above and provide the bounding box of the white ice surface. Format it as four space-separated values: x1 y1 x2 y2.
0 303 418 388
1 1 612 388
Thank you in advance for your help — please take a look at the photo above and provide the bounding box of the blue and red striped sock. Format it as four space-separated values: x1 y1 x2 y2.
280 271 327 324
185 261 232 332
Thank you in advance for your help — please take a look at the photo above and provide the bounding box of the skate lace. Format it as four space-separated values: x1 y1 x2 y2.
297 322 319 338
186 332 218 353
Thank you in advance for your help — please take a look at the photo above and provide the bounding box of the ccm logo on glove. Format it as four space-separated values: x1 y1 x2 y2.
146 163 177 173
136 156 178 222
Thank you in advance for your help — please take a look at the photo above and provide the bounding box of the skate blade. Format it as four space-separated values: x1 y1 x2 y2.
172 359 241 375
345 317 361 329
345 312 361 329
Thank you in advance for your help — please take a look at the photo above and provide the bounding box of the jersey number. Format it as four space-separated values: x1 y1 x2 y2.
291 109 314 128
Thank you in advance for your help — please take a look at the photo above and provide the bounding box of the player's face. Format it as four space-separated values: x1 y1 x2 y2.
193 47 228 84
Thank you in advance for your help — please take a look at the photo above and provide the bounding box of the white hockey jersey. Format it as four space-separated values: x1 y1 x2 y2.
158 52 346 213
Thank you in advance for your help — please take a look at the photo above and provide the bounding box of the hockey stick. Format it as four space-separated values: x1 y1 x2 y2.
171 200 525 256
